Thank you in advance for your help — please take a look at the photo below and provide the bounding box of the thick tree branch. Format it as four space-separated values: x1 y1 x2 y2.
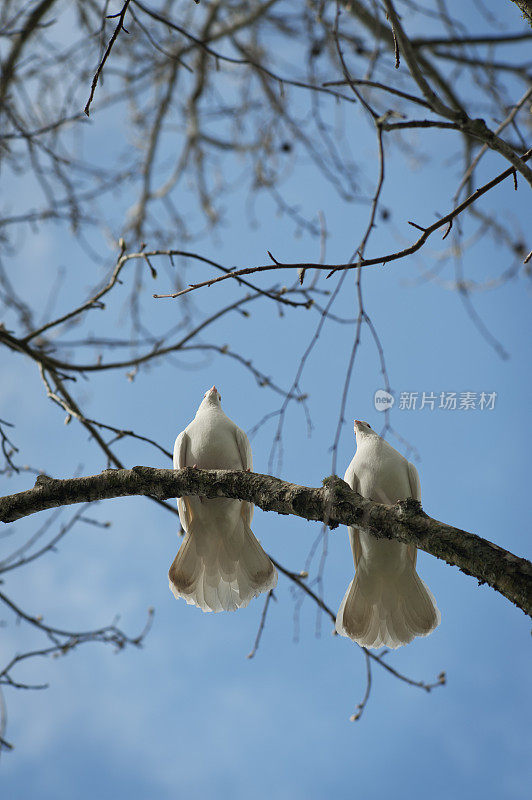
1 468 530 618
509 0 532 27
0 0 58 110
382 0 532 186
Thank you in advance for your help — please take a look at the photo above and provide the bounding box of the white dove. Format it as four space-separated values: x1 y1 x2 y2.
336 420 440 648
169 386 277 612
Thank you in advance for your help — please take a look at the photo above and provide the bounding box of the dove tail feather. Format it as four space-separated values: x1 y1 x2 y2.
169 516 277 613
335 564 440 649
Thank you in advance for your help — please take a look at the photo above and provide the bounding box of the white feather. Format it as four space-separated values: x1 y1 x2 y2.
169 387 277 612
336 420 440 648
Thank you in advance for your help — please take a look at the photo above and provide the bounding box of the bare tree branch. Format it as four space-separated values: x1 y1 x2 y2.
382 0 532 185
1 467 530 617
509 0 532 27
151 147 532 295
0 0 58 109
84 1 132 117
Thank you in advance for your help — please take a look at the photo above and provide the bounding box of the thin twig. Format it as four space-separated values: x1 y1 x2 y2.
84 1 132 116
247 590 275 658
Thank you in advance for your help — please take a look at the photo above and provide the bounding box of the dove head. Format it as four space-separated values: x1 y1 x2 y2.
202 385 222 407
354 419 375 439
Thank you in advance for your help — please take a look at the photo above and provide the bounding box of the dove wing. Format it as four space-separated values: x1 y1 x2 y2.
234 426 253 471
234 425 253 527
406 461 421 567
407 461 421 501
344 458 360 495
173 430 189 469
344 457 362 567
173 430 192 532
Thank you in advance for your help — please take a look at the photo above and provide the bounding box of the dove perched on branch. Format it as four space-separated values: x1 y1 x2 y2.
169 386 277 612
336 420 440 648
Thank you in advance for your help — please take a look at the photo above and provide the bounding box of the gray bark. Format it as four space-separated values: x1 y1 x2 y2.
1 466 530 617
509 0 532 26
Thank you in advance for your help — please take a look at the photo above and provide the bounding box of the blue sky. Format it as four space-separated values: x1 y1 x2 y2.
1 1 531 798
